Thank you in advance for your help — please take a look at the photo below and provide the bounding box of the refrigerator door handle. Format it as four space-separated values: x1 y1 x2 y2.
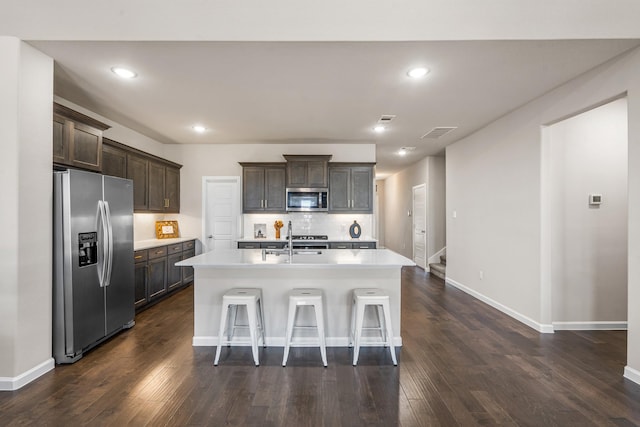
97 200 108 287
104 201 114 287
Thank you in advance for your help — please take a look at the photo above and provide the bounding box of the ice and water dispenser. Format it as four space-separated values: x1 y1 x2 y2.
78 232 97 267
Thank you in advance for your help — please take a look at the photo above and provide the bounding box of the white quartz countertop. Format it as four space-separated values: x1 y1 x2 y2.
176 248 414 269
134 237 197 251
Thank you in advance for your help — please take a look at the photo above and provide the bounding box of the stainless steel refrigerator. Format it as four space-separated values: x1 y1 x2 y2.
53 169 135 364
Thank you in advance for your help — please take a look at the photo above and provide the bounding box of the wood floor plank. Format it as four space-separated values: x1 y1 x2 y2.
2 270 640 426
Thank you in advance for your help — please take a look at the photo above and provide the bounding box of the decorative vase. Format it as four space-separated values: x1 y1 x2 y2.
274 220 284 239
349 220 361 238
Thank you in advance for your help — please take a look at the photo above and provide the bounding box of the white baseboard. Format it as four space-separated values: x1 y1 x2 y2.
445 278 554 334
0 358 55 391
553 321 628 331
624 366 640 385
193 336 403 347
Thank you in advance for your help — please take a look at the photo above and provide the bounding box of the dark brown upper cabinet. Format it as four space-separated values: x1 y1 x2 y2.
284 155 331 188
328 163 375 213
102 138 127 178
164 166 180 213
127 153 181 214
240 163 286 213
53 103 110 172
103 138 181 214
126 152 149 211
148 161 166 212
53 105 182 213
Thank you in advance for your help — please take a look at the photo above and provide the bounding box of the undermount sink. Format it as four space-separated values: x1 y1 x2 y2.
261 248 323 260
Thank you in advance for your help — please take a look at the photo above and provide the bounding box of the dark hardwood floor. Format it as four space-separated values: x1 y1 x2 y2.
2 267 640 426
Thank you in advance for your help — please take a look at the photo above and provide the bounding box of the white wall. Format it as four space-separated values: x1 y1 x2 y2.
382 156 446 261
445 45 640 380
550 98 628 326
0 38 54 389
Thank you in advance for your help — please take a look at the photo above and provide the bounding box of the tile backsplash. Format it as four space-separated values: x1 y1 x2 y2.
243 213 375 240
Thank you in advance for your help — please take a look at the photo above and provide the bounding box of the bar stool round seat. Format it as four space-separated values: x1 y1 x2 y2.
282 288 328 367
214 288 266 366
350 288 397 366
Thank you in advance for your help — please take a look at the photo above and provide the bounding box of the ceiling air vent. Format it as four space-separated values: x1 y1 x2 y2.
421 127 457 139
378 115 396 123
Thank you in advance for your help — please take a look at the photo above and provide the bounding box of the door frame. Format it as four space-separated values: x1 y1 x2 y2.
201 176 241 252
540 94 628 333
412 183 427 269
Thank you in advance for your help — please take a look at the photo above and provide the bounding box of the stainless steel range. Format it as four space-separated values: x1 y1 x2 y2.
291 235 329 249
292 235 328 240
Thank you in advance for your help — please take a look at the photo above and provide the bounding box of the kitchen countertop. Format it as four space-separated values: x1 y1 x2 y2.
134 237 197 251
177 248 413 268
236 237 378 243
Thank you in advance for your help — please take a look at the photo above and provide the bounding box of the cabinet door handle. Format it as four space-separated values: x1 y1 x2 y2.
134 255 143 260
265 199 268 209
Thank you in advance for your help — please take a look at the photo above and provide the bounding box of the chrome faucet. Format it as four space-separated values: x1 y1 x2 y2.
287 221 293 257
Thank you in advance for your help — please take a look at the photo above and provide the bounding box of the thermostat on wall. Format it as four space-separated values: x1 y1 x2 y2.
589 194 603 205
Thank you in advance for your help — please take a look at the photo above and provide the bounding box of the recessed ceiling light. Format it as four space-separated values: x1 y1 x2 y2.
374 125 386 133
407 67 429 78
192 125 207 133
111 67 137 79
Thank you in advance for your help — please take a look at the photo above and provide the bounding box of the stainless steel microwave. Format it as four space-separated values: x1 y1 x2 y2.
286 188 328 212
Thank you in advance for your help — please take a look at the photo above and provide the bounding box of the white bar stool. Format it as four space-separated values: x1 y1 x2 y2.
350 288 397 366
282 288 328 367
214 288 266 366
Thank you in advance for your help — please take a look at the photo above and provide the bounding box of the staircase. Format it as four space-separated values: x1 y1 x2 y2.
429 253 446 280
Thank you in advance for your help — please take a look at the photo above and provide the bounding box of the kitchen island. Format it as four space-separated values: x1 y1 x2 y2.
177 248 415 347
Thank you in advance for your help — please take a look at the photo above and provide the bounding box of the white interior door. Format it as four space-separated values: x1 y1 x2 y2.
412 184 427 269
202 177 240 251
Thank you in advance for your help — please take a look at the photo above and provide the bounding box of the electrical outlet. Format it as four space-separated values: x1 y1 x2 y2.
479 270 484 280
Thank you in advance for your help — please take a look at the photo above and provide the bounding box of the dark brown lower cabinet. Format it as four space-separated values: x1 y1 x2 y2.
167 252 183 291
134 240 196 312
148 256 168 299
134 257 148 309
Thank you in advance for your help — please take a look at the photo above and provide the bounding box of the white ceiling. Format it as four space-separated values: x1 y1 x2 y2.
29 40 640 177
